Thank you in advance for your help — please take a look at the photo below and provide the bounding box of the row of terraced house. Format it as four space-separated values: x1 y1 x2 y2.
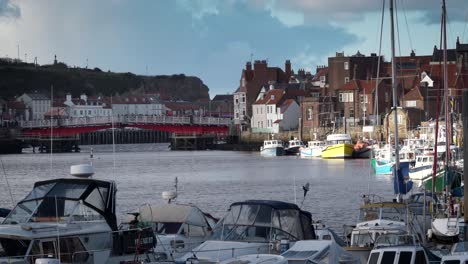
232 37 468 139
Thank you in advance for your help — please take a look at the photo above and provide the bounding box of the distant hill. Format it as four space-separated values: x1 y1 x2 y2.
0 60 210 102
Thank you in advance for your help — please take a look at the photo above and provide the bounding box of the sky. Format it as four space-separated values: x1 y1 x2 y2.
0 0 467 98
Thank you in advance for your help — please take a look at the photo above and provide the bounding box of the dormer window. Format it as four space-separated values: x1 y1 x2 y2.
271 95 275 100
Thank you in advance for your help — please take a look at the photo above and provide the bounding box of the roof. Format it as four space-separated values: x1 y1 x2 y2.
212 94 233 101
7 101 27 109
24 93 49 100
165 101 200 111
403 87 423 101
337 80 359 91
281 99 295 113
312 67 328 82
230 200 300 210
360 80 379 94
432 47 457 62
253 89 285 105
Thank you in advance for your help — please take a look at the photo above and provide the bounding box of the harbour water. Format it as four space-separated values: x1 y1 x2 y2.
0 143 394 234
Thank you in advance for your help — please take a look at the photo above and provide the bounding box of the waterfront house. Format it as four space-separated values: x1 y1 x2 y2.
112 95 164 116
210 94 233 118
251 89 299 133
384 107 425 141
64 93 112 118
16 93 50 120
233 60 292 129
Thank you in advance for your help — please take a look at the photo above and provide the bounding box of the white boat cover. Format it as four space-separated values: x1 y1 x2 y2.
138 204 209 227
283 240 360 264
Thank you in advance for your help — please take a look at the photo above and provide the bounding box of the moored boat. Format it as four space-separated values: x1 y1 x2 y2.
260 140 285 156
353 140 372 159
321 134 354 159
300 140 325 157
284 138 304 155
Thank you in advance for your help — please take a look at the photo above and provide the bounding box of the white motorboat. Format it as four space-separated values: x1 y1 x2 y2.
178 200 317 262
220 240 360 264
260 140 285 156
367 234 440 264
134 203 216 261
284 138 304 155
441 241 468 263
0 164 158 263
300 140 325 157
409 154 436 181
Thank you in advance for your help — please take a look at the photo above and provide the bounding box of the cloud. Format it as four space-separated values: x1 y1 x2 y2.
175 0 219 20
250 0 468 26
0 0 20 18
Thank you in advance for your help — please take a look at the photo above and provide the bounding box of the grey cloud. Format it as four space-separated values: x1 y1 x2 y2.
264 0 467 25
0 0 20 18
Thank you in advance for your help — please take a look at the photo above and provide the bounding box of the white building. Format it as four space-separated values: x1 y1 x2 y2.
16 93 51 120
112 95 164 116
251 89 300 133
64 94 111 118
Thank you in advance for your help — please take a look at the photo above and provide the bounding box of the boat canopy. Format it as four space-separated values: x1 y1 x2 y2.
138 204 210 227
212 200 315 241
3 178 117 230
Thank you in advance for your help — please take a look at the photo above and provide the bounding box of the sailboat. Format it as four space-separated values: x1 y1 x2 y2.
428 0 464 243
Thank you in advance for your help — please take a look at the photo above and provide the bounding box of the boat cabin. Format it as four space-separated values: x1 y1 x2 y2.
350 203 407 248
367 234 440 264
0 177 155 263
326 134 353 145
287 139 304 148
263 140 284 148
307 141 325 148
212 200 316 242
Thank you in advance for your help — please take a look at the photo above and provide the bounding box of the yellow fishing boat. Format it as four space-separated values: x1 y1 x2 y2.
321 134 354 159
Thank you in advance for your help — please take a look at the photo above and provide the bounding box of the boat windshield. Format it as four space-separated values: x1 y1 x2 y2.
211 202 314 241
3 180 112 225
359 204 405 222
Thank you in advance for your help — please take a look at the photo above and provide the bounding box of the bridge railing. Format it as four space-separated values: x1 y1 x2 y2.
19 115 232 128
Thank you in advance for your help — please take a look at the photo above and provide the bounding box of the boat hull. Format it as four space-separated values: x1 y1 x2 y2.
321 144 354 159
352 147 372 159
409 164 433 180
300 147 322 157
260 147 284 157
431 218 461 243
284 146 301 155
372 159 394 175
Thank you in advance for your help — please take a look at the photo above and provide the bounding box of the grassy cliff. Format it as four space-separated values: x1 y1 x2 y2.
0 61 210 101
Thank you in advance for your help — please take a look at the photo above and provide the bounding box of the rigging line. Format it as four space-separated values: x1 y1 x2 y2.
394 0 405 101
400 0 414 51
50 85 53 178
0 158 15 207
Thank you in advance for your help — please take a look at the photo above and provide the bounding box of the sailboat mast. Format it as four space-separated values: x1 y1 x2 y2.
390 0 399 170
442 0 450 165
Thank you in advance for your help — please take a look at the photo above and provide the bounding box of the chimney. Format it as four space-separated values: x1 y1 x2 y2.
285 60 292 80
410 50 416 57
254 60 267 71
246 61 252 71
80 93 87 103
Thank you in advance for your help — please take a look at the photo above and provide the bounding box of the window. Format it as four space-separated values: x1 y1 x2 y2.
241 96 245 103
261 121 263 128
258 121 260 127
398 252 413 264
397 115 403 124
242 110 245 116
368 252 380 264
360 95 368 104
344 77 350 83
406 100 417 107
235 98 239 104
339 92 354 102
267 106 269 114
415 251 427 264
307 107 313 120
320 75 326 83
349 108 354 118
344 61 349 70
235 113 239 118
381 251 396 264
